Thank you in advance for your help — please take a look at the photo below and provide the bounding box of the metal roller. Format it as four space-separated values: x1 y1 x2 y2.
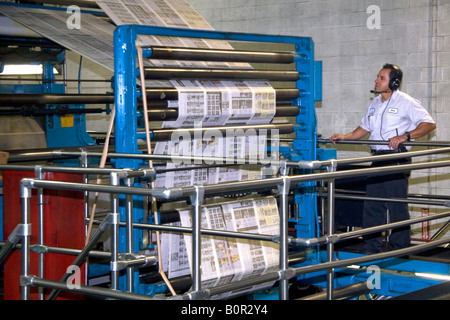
138 100 297 108
137 100 170 108
0 78 113 83
150 123 294 141
145 108 179 121
273 106 300 117
0 104 176 120
142 105 299 121
0 88 299 107
145 88 300 101
14 0 99 8
297 282 371 300
0 107 105 117
144 67 300 81
0 93 114 106
0 95 298 120
144 89 179 100
0 90 294 106
147 47 295 64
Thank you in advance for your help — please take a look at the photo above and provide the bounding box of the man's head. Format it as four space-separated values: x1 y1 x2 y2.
374 64 403 94
382 63 403 91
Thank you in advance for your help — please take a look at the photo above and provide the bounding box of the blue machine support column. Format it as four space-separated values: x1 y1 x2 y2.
114 25 141 170
42 61 55 94
290 38 321 241
42 56 97 148
113 26 149 294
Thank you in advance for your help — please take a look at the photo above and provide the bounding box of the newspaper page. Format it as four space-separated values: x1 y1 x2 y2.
96 0 247 68
152 79 275 188
152 133 268 188
96 0 276 122
0 5 116 71
160 221 191 279
154 165 262 189
160 80 276 128
174 196 279 299
220 197 279 297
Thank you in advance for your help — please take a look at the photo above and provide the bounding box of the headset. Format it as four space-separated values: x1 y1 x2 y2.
384 63 402 91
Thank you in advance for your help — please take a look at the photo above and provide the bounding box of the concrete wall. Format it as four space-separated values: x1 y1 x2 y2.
187 0 450 238
187 0 448 141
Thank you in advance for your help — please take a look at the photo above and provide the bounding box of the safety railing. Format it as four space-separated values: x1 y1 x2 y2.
2 146 450 300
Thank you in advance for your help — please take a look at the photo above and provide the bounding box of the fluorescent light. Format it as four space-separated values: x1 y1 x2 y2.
1 64 42 75
0 64 58 75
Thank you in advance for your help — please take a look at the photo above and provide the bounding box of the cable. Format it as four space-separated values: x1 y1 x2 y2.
85 106 115 245
137 46 176 296
379 96 392 142
78 56 83 94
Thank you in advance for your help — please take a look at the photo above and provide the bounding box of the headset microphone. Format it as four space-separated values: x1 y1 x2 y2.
370 89 391 94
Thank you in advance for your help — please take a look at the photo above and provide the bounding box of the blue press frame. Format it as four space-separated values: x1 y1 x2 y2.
113 24 324 294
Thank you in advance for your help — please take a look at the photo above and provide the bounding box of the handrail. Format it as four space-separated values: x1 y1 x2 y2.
15 157 450 202
5 146 450 300
6 145 450 171
317 138 450 148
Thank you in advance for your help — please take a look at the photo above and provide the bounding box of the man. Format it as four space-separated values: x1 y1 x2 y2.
330 64 436 254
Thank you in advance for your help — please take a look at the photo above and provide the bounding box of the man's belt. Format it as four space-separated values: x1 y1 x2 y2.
371 146 407 155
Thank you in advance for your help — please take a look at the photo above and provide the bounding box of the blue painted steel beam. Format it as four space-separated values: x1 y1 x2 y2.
113 25 142 170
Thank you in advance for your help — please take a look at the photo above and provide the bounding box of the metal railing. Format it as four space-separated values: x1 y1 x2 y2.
1 146 450 300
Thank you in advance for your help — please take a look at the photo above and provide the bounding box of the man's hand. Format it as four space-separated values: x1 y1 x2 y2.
388 134 408 150
329 127 369 145
329 133 345 144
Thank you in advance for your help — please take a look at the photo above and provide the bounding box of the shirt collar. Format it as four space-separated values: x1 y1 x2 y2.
377 89 399 103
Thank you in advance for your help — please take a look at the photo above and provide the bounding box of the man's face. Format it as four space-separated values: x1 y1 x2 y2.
374 68 391 92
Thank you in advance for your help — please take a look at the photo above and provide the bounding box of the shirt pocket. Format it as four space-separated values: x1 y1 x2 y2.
386 112 405 130
366 108 376 130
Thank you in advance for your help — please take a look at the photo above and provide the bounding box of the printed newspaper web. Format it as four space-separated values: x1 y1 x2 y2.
152 79 277 189
161 197 280 299
96 0 278 189
97 0 281 294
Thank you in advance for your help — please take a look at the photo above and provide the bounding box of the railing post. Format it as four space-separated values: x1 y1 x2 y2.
20 179 33 300
79 150 90 288
34 166 45 300
278 162 291 300
125 177 134 292
326 160 337 300
110 172 120 290
190 185 205 293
